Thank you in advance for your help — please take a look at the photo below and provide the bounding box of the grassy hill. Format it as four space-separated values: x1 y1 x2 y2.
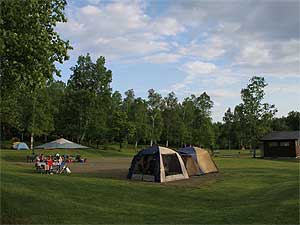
1 148 299 224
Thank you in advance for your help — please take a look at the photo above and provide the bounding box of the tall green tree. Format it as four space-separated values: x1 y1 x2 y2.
147 89 163 146
110 91 135 149
62 54 112 143
0 0 72 149
286 111 300 131
271 117 289 131
46 80 66 139
222 108 234 149
131 98 150 148
123 89 135 116
240 76 277 150
161 92 182 147
123 90 150 148
231 105 246 149
181 96 196 146
180 92 214 148
192 92 214 148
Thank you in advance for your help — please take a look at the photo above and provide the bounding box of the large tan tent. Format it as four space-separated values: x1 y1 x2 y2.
127 146 189 182
178 147 218 175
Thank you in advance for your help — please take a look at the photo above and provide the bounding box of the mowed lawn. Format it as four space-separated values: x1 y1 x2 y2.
1 149 299 224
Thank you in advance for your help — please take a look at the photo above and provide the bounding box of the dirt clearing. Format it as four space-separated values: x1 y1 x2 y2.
69 157 221 187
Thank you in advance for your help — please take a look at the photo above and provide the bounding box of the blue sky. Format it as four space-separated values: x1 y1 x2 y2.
56 0 300 121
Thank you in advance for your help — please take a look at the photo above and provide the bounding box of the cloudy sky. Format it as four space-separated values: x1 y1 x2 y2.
56 0 300 121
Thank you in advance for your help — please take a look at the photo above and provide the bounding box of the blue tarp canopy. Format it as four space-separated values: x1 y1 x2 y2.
35 138 89 149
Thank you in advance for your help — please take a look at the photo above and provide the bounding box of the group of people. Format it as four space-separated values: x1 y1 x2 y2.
35 153 70 174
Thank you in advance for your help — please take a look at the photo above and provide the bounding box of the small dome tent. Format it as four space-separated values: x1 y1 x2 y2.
12 142 20 149
178 147 218 175
15 142 29 150
35 138 89 149
127 146 189 183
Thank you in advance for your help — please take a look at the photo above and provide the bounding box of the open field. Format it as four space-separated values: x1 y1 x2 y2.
1 148 299 224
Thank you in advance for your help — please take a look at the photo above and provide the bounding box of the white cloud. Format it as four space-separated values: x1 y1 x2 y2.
236 41 271 66
179 36 226 60
87 0 101 5
183 61 217 75
232 39 300 77
57 2 186 61
81 5 101 15
143 53 181 64
151 17 185 36
167 61 218 93
208 89 236 98
166 1 300 79
90 36 168 59
104 3 148 30
266 85 300 95
201 73 240 87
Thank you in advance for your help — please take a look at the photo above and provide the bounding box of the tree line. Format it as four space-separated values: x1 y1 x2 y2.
2 53 299 149
1 0 299 150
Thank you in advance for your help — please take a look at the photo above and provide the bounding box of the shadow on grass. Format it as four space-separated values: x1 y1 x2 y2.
257 158 300 163
1 154 29 163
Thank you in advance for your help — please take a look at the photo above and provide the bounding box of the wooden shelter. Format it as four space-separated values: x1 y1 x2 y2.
261 131 300 158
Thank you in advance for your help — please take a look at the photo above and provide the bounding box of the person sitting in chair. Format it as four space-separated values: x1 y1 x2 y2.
46 156 53 174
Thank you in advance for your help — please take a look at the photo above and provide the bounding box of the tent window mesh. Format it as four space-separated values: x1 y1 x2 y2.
133 155 156 175
162 154 182 176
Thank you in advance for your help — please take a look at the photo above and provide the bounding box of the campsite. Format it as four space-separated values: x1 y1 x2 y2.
1 144 299 224
1 0 300 224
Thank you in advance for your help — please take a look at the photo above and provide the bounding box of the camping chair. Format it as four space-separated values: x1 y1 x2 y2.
50 163 58 174
59 164 71 174
36 162 46 174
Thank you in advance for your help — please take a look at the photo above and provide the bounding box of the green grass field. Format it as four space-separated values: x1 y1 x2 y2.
1 148 299 224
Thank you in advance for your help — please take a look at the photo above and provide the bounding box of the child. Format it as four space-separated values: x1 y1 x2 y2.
57 156 63 173
47 156 53 174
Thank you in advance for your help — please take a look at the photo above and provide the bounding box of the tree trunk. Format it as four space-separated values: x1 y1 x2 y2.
30 133 34 151
166 140 169 147
80 120 89 143
150 115 155 146
30 88 37 154
80 132 86 142
135 140 138 149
